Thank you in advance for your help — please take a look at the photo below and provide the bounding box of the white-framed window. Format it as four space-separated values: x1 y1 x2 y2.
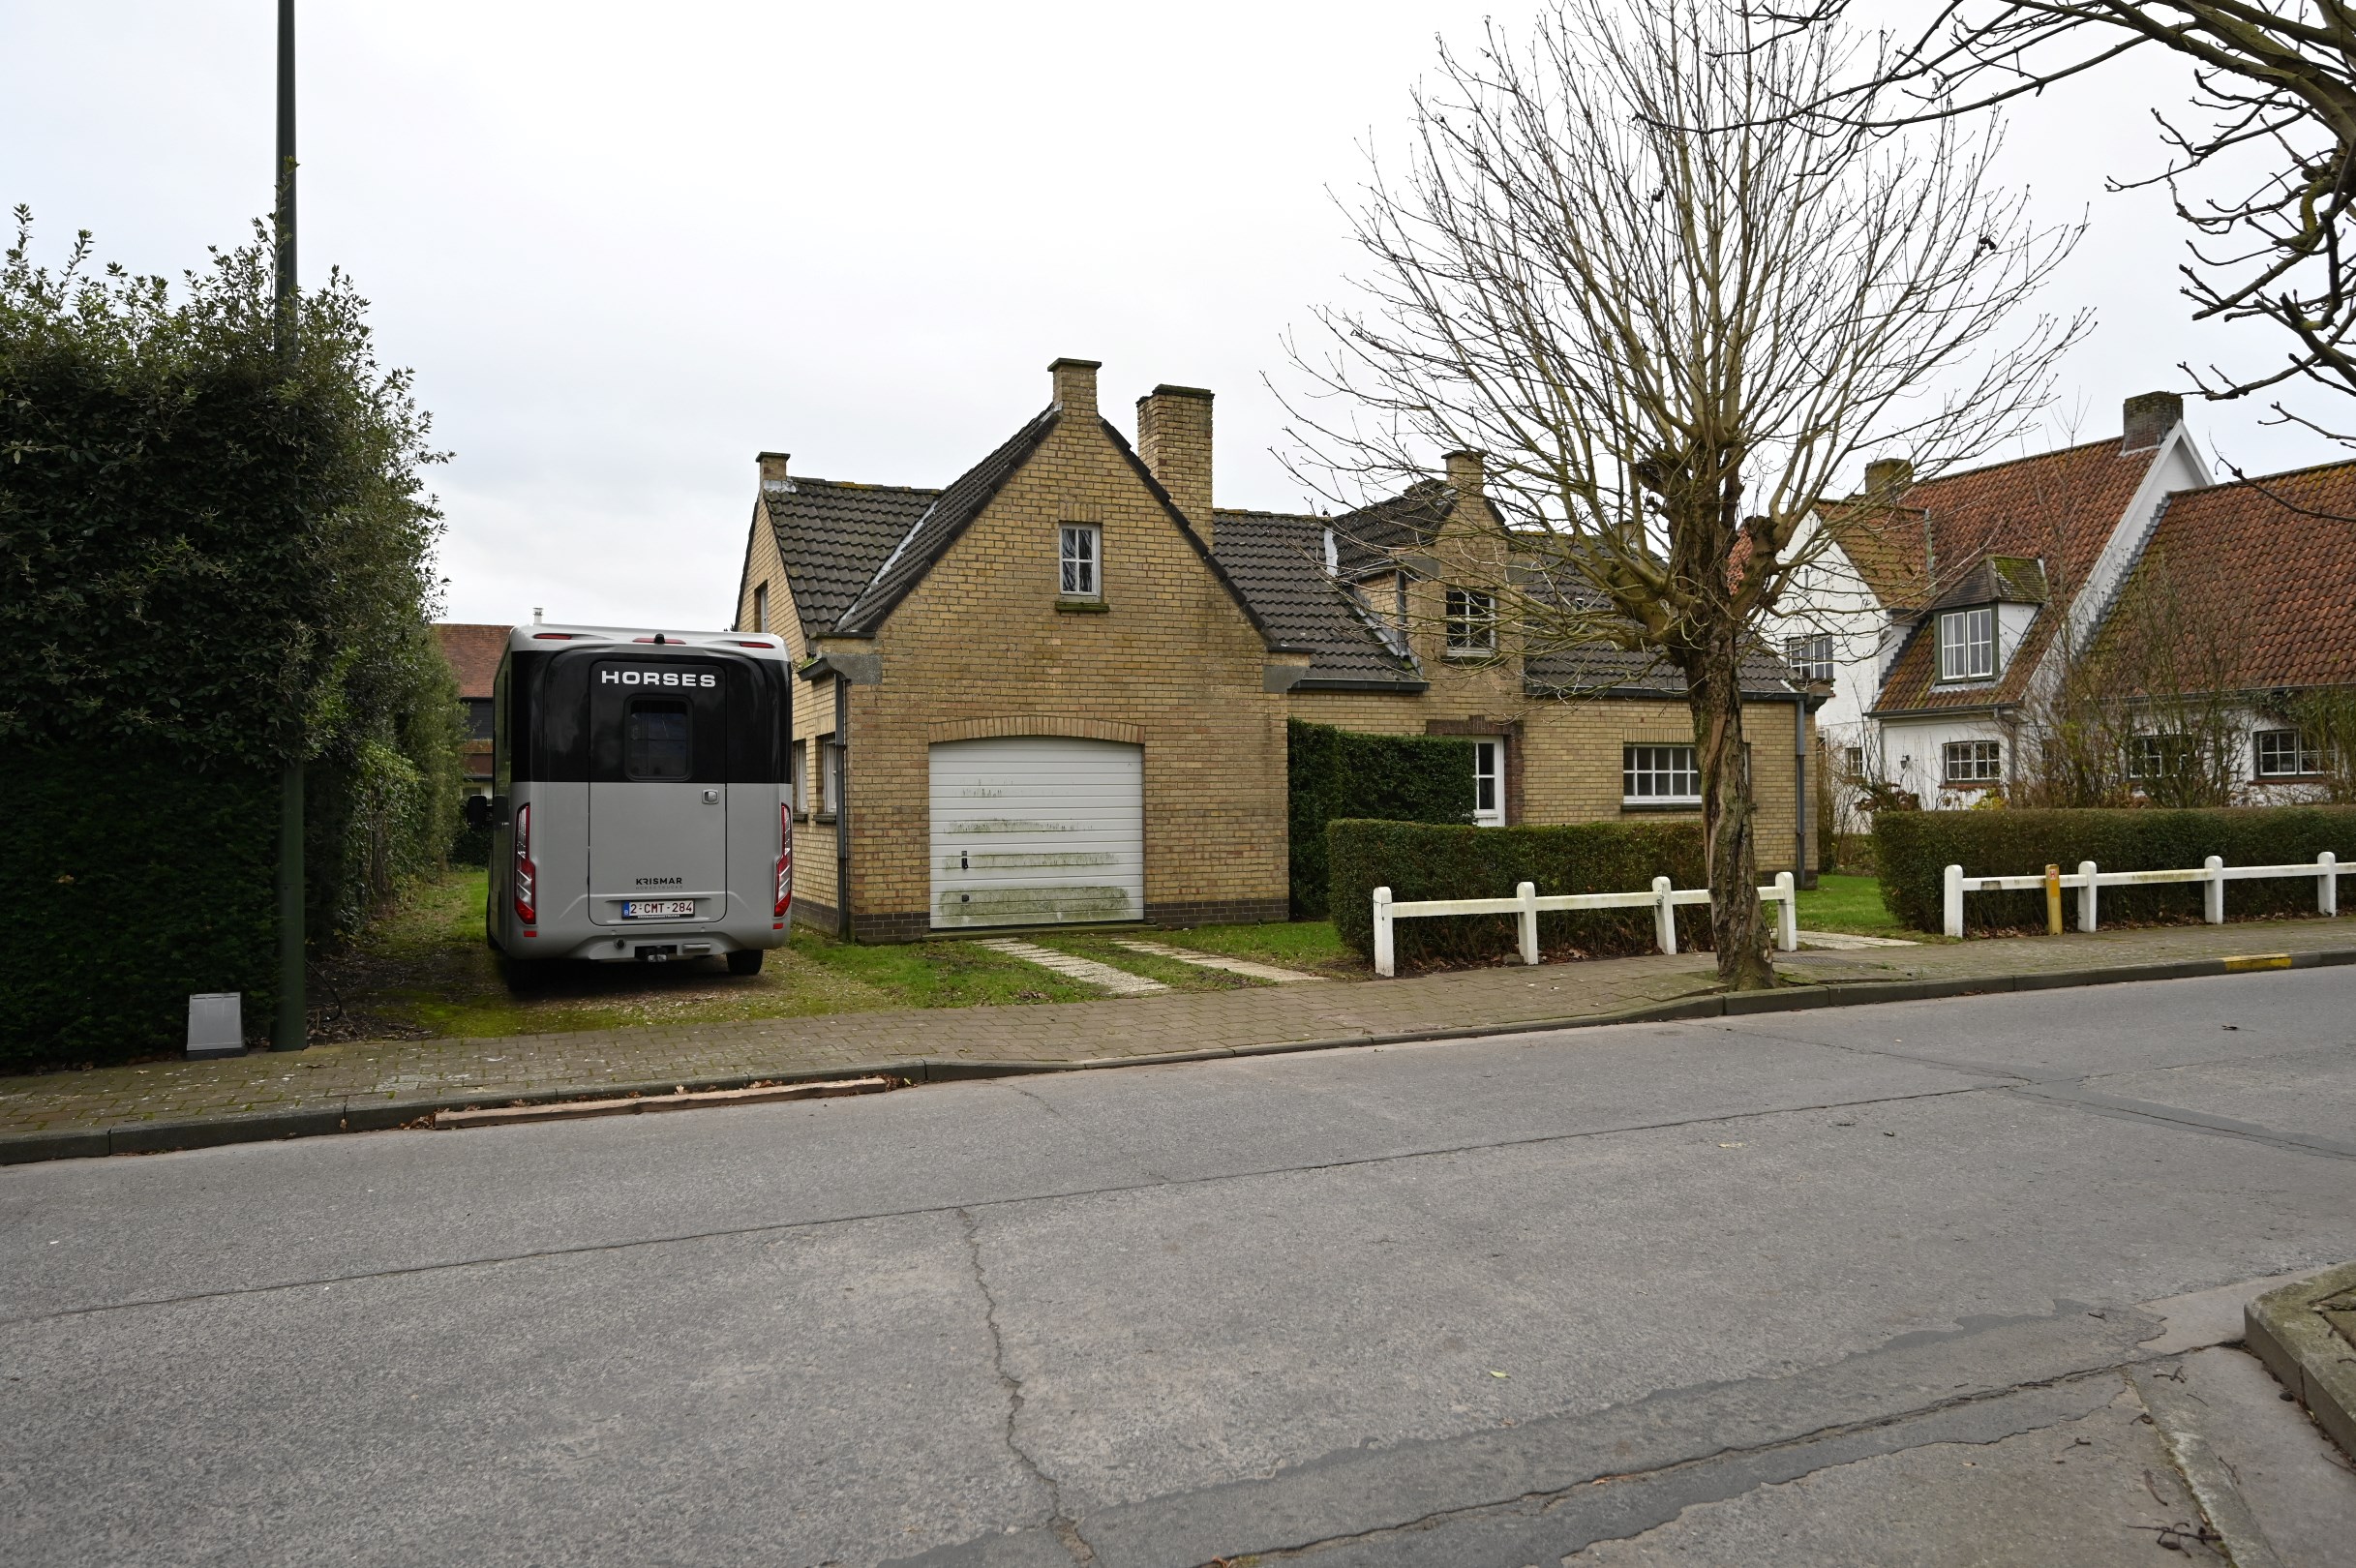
1059 524 1101 598
1938 607 1996 681
752 581 769 633
1472 739 1505 827
2253 729 2321 778
1843 745 1866 776
1943 739 2002 784
820 734 842 816
1785 633 1835 684
1623 743 1701 805
2127 733 2191 780
1444 588 1495 654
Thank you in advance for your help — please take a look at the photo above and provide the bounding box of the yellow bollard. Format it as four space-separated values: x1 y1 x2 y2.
2045 863 2063 935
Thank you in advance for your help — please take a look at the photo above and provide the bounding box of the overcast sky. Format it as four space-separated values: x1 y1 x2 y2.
4 2 2336 630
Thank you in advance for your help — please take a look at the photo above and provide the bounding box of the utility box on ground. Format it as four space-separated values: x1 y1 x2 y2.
186 993 244 1059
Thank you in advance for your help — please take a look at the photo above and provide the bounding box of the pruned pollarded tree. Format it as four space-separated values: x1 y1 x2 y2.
1284 0 2083 988
1766 2 2356 443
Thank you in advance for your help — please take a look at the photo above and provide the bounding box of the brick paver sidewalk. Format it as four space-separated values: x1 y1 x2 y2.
3 918 2349 1150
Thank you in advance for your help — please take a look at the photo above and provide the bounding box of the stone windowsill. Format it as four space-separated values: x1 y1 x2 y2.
1055 597 1110 615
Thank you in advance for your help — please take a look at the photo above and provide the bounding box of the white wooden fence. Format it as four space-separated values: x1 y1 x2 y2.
1371 873 1797 978
1940 854 2342 939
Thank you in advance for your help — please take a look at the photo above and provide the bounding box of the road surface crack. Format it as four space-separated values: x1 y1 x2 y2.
959 1206 1097 1565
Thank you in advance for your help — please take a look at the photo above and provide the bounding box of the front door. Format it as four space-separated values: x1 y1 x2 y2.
587 659 730 924
1471 739 1505 827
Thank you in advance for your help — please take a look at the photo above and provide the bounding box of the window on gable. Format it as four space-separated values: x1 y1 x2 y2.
1623 744 1701 805
2253 729 2322 778
1938 607 1996 681
1785 633 1835 684
1943 739 2002 785
752 581 769 634
1059 525 1101 599
1444 588 1495 654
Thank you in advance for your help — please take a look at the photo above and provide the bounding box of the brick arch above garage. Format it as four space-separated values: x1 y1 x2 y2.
926 715 1146 746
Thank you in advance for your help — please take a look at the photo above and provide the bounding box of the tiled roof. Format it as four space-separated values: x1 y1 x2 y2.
1213 508 1425 686
2093 460 2356 691
1330 481 1456 576
832 407 1060 635
432 623 510 700
759 477 938 637
1931 554 2048 612
1858 436 2168 713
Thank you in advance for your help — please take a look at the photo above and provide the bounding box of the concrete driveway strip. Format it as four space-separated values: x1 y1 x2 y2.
3 970 2354 1567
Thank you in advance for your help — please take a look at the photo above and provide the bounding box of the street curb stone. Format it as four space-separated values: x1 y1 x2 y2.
2244 1260 2356 1460
3 946 2351 1166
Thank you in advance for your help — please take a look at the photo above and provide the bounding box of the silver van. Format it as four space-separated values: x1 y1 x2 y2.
464 623 795 972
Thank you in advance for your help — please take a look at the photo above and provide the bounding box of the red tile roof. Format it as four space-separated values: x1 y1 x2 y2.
1836 437 2169 713
2098 460 2356 692
434 623 512 700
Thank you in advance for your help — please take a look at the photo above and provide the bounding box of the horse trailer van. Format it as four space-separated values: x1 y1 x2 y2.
463 623 795 973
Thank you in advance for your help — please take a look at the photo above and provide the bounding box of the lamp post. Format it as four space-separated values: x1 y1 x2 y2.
272 0 306 1052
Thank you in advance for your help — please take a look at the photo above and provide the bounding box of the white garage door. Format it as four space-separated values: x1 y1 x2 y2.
930 736 1144 929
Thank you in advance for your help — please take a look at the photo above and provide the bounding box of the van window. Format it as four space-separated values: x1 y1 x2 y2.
625 700 693 780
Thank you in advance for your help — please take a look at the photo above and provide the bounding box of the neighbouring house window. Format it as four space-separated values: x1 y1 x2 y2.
1938 607 1996 681
1785 633 1835 684
1059 525 1101 598
465 698 494 743
2253 729 2321 778
752 581 769 633
1843 745 1865 776
1623 744 1702 805
1472 739 1505 827
821 735 842 815
1444 588 1495 654
1943 739 2002 785
2128 733 2193 780
790 741 807 815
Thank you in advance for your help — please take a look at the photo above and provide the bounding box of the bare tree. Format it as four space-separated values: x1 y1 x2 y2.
1284 0 2081 988
1767 2 2356 442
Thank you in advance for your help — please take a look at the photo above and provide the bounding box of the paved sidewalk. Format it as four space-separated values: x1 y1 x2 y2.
3 918 2350 1158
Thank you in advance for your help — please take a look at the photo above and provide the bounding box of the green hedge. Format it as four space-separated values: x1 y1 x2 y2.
1328 817 1709 966
1875 806 2356 933
1 748 279 1070
1287 720 1474 917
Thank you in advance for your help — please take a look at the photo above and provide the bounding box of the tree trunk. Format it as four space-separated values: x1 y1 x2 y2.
1685 633 1776 990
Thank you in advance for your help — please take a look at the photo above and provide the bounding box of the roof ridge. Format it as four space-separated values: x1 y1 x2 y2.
2167 455 2356 496
781 475 944 496
1904 433 2129 493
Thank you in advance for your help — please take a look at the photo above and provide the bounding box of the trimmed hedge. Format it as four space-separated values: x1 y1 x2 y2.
1288 720 1474 917
1 748 279 1069
1875 805 2356 933
1329 817 1709 966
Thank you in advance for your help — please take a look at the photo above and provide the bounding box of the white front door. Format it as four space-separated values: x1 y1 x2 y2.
929 736 1145 928
1471 739 1505 827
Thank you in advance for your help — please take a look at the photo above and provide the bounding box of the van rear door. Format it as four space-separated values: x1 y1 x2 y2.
587 659 730 926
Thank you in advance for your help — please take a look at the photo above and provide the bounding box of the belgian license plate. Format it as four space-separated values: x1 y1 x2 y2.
622 899 696 920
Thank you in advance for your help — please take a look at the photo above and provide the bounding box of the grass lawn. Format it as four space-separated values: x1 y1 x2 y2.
322 870 1100 1042
1151 920 1367 978
1794 873 1912 936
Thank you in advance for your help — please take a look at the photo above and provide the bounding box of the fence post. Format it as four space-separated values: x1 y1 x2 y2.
1652 876 1676 954
2322 851 2340 918
2077 860 2099 933
1517 881 1539 967
2043 864 2062 936
1774 871 1797 952
1373 887 1395 978
2204 855 2225 924
1943 863 1964 939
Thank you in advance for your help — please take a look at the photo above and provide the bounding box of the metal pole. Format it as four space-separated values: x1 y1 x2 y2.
272 0 306 1051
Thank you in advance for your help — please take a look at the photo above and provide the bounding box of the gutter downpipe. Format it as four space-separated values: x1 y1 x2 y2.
1795 687 1816 890
834 675 852 942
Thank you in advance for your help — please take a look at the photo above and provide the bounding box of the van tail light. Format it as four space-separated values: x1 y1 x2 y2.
774 803 793 918
513 803 538 924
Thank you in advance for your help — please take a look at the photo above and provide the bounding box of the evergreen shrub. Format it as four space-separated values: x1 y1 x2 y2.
1328 817 1709 966
1287 719 1474 916
1874 805 2356 933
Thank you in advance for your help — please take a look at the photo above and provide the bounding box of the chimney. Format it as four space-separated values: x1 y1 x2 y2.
1049 356 1100 419
758 451 792 492
1864 457 1913 501
1443 449 1487 497
2121 390 2183 452
1137 383 1215 538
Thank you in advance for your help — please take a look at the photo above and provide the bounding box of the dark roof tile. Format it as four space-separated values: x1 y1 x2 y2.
758 477 938 637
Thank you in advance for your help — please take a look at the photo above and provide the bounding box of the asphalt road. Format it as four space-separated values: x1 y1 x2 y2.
5 969 2356 1567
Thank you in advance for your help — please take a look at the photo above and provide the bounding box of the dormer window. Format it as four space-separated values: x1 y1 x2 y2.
1938 606 1995 681
1444 588 1496 655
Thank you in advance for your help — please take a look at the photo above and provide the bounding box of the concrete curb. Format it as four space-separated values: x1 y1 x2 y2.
2244 1260 2356 1461
4 946 2351 1167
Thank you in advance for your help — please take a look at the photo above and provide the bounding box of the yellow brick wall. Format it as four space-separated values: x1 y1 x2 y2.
838 413 1288 936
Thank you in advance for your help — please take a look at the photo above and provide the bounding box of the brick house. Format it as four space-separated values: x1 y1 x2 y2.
735 358 1817 940
432 622 509 799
